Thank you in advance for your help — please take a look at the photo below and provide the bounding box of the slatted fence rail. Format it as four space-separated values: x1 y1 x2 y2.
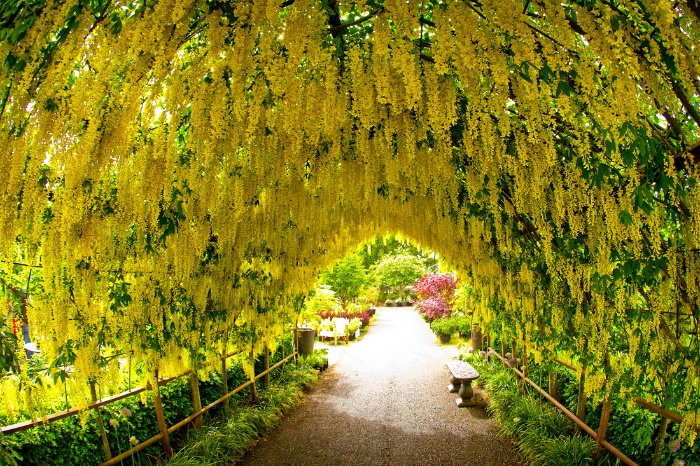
488 347 637 466
485 334 700 465
1 334 298 465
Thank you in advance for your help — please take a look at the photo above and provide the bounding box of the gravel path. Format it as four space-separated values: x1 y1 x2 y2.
238 307 519 466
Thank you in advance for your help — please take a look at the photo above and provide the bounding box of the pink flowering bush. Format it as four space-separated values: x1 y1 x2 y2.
414 273 457 319
418 296 452 319
414 273 457 302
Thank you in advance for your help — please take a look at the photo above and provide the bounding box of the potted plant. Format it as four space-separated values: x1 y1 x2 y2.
348 317 362 340
430 317 456 343
452 315 471 338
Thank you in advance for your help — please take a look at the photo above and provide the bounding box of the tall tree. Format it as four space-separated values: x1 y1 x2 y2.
373 254 427 299
321 252 367 308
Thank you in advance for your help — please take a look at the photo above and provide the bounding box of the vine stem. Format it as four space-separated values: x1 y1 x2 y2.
0 78 12 120
328 8 382 34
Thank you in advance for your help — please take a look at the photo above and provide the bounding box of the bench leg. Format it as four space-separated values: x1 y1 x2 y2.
448 375 461 393
456 380 475 407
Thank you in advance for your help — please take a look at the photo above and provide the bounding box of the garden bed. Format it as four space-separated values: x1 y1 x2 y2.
461 350 697 466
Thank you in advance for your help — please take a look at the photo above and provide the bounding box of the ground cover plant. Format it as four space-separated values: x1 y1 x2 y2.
1 336 302 465
1 0 700 460
164 357 322 466
515 351 700 466
464 344 699 466
464 352 605 466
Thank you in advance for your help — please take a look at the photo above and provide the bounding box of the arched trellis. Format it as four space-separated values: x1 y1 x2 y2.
0 0 699 442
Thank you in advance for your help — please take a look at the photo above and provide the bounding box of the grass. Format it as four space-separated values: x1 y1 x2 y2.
530 434 596 466
163 356 322 466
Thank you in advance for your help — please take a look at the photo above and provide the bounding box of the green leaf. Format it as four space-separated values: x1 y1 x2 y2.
109 13 122 34
611 16 620 31
633 185 653 214
519 70 533 83
556 80 574 97
538 64 555 85
605 140 616 156
620 148 635 166
619 210 633 227
619 121 636 139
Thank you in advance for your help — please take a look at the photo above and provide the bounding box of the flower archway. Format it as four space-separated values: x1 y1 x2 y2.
1 0 699 439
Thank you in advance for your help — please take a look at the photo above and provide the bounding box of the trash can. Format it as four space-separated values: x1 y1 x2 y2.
297 327 315 355
471 323 482 351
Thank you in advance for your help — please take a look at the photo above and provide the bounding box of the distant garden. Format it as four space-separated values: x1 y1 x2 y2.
297 234 438 333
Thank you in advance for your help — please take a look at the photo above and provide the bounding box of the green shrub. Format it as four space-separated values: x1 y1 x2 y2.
472 357 593 466
0 431 23 466
530 434 596 466
452 315 472 336
2 335 300 466
302 348 328 371
470 353 700 466
604 400 658 462
347 317 362 335
430 317 456 335
166 360 319 466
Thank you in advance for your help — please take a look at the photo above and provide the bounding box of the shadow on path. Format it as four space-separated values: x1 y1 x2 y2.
238 307 518 466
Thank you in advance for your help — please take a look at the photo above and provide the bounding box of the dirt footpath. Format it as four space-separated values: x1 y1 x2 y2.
238 307 518 466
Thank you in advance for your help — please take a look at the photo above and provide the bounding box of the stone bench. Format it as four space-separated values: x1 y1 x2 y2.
447 360 480 407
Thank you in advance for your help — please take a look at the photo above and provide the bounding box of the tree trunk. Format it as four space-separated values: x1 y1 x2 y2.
651 417 669 466
188 370 202 428
548 372 559 402
594 393 612 463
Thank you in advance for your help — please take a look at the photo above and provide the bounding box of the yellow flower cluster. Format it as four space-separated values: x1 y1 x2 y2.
0 0 699 436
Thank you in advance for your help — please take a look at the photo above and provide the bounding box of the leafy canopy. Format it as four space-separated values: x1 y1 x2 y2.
0 0 699 440
372 253 427 295
320 252 367 307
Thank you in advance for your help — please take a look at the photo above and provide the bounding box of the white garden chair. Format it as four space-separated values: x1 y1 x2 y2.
333 318 350 345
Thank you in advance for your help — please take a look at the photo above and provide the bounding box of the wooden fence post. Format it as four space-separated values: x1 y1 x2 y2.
250 345 257 403
521 344 528 395
294 327 299 365
281 335 286 367
188 370 202 428
501 340 507 364
152 374 172 458
594 392 612 463
90 383 112 461
262 344 270 389
575 368 588 433
511 338 519 366
222 357 230 413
